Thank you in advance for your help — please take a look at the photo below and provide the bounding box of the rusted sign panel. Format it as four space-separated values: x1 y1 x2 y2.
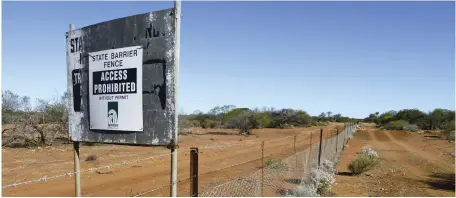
66 8 177 145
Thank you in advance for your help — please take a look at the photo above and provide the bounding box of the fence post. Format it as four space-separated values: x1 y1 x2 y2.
343 124 346 150
308 132 312 170
261 141 264 197
190 147 198 197
335 129 339 154
318 129 323 167
294 135 297 172
73 141 81 197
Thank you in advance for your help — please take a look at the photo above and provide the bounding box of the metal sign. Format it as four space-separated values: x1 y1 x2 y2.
88 46 143 131
66 8 177 145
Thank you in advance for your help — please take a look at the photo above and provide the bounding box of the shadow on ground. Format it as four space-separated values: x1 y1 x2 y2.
277 188 294 196
199 132 240 136
420 172 455 192
336 171 353 176
285 178 304 184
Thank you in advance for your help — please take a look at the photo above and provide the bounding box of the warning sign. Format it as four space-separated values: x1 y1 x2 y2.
88 46 143 131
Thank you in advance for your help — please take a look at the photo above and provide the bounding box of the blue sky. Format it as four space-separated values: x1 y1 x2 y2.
2 1 455 118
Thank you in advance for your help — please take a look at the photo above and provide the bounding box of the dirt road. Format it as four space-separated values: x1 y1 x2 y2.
2 124 342 197
332 124 455 197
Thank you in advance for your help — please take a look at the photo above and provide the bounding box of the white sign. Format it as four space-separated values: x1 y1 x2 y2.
88 46 143 131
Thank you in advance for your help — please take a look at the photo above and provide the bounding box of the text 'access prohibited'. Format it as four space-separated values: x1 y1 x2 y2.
89 46 143 131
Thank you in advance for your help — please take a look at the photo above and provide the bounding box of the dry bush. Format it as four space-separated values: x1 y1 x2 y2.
348 147 379 175
265 158 283 170
85 155 98 162
292 182 319 197
2 91 68 148
2 117 65 148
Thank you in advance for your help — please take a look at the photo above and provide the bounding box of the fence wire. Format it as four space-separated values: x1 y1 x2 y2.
2 140 261 190
197 124 359 197
3 124 359 197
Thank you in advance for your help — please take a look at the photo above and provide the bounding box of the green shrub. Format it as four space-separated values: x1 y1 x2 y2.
448 131 455 141
191 120 201 127
383 120 409 130
441 120 455 141
278 123 293 129
265 158 283 169
253 112 272 128
403 124 419 132
313 121 328 126
348 149 379 175
201 119 217 129
222 108 250 121
224 111 260 135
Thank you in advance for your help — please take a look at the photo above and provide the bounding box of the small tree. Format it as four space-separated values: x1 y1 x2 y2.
326 111 332 121
225 111 256 135
441 120 455 141
2 91 68 147
201 119 217 129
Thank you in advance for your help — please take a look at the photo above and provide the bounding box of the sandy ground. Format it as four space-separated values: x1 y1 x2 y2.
332 124 455 197
2 124 343 197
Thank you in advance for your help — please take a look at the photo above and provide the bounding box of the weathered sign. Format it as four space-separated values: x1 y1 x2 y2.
66 8 177 145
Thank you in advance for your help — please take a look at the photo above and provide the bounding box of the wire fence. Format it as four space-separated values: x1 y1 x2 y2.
2 123 359 197
197 124 358 197
130 124 358 197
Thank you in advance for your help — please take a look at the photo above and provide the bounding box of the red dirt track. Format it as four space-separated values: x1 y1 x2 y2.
332 124 455 197
2 124 343 197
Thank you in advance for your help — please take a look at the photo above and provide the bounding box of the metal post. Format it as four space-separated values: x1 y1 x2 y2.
309 131 312 158
190 148 198 197
335 129 339 154
73 141 81 197
308 132 312 172
261 141 264 197
343 125 346 150
294 135 297 172
170 0 181 197
68 23 81 198
318 129 323 167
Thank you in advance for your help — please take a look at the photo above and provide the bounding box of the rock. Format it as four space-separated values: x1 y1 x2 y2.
96 170 114 175
365 173 374 177
381 188 385 191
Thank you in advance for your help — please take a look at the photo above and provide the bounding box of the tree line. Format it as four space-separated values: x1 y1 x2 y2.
363 109 455 140
179 105 360 135
3 89 453 146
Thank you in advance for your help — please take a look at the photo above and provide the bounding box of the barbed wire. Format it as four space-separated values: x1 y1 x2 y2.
133 184 171 197
2 140 263 189
2 152 171 189
3 125 358 195
2 140 259 176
